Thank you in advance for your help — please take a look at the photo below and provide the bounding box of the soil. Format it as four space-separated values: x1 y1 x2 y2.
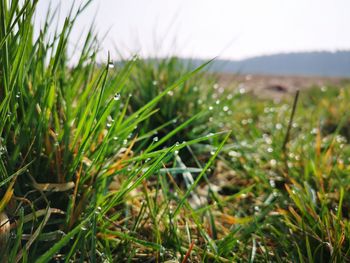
216 73 348 99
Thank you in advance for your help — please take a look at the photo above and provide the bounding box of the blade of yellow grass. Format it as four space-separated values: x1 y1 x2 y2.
0 177 16 213
31 180 75 192
68 163 83 229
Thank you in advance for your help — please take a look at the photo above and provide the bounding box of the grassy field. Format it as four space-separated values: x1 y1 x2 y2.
1 1 350 262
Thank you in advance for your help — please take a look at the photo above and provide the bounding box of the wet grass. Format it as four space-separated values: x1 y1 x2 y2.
1 1 350 262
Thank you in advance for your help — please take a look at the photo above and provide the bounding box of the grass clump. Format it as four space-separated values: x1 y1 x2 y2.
1 0 350 262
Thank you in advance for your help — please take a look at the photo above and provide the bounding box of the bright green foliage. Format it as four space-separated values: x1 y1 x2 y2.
1 0 350 262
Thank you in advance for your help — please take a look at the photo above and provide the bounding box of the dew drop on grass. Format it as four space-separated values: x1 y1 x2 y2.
275 123 282 130
16 92 21 98
208 106 213 111
152 80 158 86
269 179 276 188
113 93 121 101
270 159 277 167
210 150 215 155
152 136 159 142
113 136 118 141
106 122 112 128
267 147 273 153
167 90 174 96
81 226 87 231
108 62 115 68
174 150 179 155
229 150 241 158
223 106 229 112
215 100 220 105
123 139 128 145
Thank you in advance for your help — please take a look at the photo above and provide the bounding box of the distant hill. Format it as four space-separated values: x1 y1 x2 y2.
188 51 350 77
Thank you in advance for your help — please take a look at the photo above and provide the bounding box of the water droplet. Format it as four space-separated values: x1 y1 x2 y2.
215 100 220 105
108 62 115 68
275 123 282 130
152 136 159 142
114 93 121 101
223 106 229 112
113 136 118 141
267 147 273 153
241 119 248 125
152 80 158 86
210 150 215 155
106 122 112 128
270 159 277 167
269 179 276 188
167 91 174 96
123 139 128 145
16 92 21 98
228 150 241 158
81 226 87 231
208 106 213 111
239 87 246 94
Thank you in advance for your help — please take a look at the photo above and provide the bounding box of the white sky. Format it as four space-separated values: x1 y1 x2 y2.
35 0 350 60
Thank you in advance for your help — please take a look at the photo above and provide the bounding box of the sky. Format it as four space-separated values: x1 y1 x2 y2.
35 0 350 61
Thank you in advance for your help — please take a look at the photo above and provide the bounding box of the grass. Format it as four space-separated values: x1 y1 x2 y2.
1 0 350 262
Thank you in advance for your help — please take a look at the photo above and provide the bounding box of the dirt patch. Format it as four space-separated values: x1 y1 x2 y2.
216 73 347 98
